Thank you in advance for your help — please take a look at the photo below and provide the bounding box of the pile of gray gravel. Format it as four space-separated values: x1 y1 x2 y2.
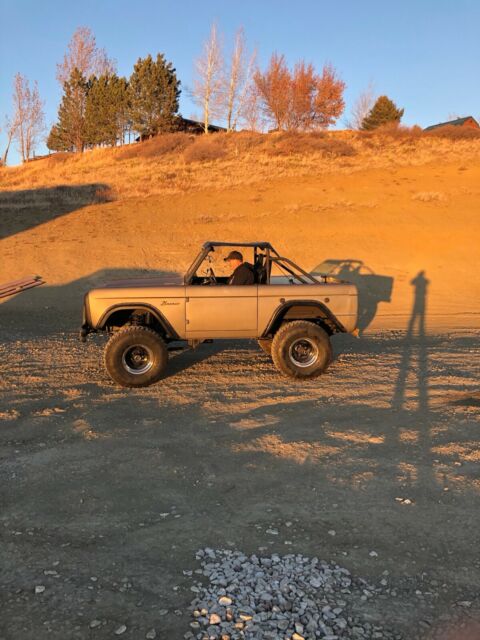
186 548 400 640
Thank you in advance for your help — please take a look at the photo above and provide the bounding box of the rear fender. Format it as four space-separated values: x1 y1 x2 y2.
262 300 346 337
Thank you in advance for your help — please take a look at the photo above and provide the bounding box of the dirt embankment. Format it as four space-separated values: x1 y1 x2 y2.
1 148 479 332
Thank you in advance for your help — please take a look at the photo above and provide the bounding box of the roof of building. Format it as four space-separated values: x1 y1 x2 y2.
424 116 479 131
180 117 226 133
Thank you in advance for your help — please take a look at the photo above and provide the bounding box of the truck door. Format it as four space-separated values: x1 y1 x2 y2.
185 285 258 339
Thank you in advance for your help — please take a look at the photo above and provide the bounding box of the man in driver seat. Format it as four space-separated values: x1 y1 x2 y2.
224 251 255 285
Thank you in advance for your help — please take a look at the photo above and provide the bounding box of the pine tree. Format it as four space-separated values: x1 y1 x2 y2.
46 124 65 152
84 74 128 146
128 53 180 138
47 68 88 152
361 95 404 130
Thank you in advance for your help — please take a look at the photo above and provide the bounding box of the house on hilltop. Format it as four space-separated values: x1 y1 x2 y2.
135 116 226 141
177 117 226 134
424 115 479 132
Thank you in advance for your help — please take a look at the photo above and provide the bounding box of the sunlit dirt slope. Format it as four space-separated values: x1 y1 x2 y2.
1 132 479 332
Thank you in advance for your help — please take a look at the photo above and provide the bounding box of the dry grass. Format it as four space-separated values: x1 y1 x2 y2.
183 135 228 163
412 191 447 203
1 129 480 201
359 123 424 141
263 132 356 157
424 125 480 140
116 132 194 160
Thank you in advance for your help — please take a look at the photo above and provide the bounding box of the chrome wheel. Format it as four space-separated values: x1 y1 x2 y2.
121 344 154 375
288 338 319 367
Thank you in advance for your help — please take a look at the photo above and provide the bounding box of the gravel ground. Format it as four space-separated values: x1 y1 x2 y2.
1 318 479 639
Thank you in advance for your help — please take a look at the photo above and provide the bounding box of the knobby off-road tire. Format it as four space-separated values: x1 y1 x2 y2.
271 321 332 378
104 326 168 388
257 338 273 356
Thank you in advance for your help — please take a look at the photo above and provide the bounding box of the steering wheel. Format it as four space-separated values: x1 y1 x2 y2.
202 266 217 285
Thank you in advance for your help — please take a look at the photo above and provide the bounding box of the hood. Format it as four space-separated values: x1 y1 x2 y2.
101 274 183 288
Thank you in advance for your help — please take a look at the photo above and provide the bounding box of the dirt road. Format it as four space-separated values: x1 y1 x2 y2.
1 310 479 639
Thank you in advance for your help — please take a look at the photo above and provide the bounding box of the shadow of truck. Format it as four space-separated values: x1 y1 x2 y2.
311 259 394 333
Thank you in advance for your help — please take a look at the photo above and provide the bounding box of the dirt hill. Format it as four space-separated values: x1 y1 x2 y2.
1 130 479 332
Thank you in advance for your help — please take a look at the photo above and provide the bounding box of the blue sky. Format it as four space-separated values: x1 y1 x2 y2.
1 0 479 165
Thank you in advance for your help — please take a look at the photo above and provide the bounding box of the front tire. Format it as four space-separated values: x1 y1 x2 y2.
104 326 168 388
271 321 332 378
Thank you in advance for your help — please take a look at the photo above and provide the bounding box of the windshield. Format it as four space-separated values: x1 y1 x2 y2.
195 246 255 279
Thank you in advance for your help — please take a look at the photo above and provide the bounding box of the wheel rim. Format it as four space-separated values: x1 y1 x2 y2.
121 344 154 375
288 338 319 367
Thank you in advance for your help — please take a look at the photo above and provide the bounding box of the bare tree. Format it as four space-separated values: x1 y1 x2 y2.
346 82 376 130
239 80 264 131
57 26 115 85
11 73 45 162
223 28 245 131
2 115 19 165
192 23 224 133
230 46 257 131
221 28 257 131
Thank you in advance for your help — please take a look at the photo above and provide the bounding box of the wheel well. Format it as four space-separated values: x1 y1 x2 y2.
100 307 175 340
264 302 345 338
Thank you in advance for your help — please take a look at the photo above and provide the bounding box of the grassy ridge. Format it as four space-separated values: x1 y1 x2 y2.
2 129 480 201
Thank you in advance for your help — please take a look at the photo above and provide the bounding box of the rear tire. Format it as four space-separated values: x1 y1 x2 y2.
257 338 272 356
104 326 168 388
271 321 332 378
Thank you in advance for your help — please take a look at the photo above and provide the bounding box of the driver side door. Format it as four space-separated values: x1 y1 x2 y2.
185 285 258 338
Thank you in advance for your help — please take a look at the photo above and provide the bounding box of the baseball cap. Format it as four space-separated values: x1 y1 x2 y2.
224 250 243 262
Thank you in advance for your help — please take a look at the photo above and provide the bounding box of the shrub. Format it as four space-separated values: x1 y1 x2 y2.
226 131 266 154
183 135 228 163
359 123 423 141
116 133 193 161
94 185 116 203
46 152 74 165
265 132 356 157
318 138 357 157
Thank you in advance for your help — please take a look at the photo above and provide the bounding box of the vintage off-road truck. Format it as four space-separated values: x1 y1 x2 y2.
80 242 358 387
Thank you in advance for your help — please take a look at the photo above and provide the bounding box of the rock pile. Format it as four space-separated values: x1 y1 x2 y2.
187 549 400 639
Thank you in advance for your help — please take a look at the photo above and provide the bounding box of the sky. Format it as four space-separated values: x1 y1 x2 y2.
1 0 479 165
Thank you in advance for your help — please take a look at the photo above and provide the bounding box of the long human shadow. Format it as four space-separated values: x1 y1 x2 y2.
392 271 429 413
0 184 112 240
310 258 394 333
390 270 434 491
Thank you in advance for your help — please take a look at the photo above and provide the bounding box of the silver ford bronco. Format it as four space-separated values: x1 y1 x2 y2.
80 242 358 387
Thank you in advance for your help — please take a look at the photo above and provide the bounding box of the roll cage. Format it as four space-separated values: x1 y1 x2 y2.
183 241 319 286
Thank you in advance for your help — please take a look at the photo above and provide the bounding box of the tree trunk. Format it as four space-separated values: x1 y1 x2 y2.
204 100 209 134
2 131 14 166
